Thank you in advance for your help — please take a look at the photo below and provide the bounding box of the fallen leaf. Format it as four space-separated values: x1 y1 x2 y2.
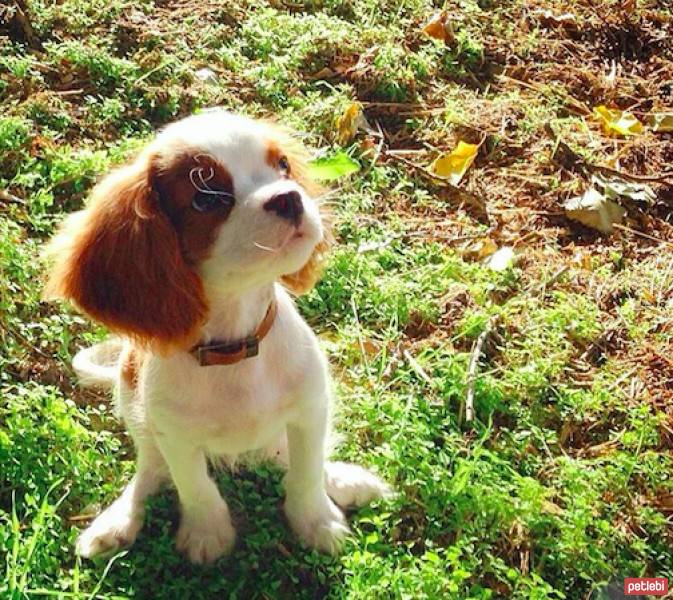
642 289 656 304
336 102 362 145
653 493 673 513
593 105 643 137
592 173 656 205
564 187 626 234
486 246 515 271
649 113 673 132
464 237 498 261
358 137 378 157
430 141 479 185
335 102 374 145
423 11 449 42
308 151 360 181
194 68 217 84
572 250 593 271
0 189 26 204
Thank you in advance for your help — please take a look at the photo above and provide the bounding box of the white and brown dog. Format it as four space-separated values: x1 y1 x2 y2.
44 109 391 564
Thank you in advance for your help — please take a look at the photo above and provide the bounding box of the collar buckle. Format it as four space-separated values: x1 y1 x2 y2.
190 298 277 367
243 336 259 358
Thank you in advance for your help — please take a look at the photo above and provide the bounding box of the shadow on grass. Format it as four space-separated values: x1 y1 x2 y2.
85 467 344 600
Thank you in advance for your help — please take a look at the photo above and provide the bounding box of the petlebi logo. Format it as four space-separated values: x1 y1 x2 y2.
623 578 668 596
590 577 669 599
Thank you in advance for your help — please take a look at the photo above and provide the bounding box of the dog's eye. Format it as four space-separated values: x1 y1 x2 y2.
278 156 290 174
192 192 235 212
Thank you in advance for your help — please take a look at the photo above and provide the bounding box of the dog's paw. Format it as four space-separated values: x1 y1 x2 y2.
325 462 394 508
176 504 236 565
285 494 351 554
76 504 143 558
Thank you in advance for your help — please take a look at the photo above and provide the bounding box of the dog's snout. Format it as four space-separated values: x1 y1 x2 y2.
264 191 303 224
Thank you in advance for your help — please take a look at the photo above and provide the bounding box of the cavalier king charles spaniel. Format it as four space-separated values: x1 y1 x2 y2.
44 109 391 564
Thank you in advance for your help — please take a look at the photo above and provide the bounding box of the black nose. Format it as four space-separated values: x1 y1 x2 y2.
264 191 303 224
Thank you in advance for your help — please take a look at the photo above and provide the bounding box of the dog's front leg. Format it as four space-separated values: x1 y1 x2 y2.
283 393 350 554
76 440 166 558
157 438 236 564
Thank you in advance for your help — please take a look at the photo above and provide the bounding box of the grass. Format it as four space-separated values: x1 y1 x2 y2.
1 0 673 598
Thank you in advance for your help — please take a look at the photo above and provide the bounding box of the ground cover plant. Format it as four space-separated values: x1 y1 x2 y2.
1 0 672 598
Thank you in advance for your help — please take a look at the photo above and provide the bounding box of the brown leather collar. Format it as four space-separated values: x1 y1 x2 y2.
190 299 277 367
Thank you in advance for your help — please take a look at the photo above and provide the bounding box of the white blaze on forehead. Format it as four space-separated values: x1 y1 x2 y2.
155 109 278 199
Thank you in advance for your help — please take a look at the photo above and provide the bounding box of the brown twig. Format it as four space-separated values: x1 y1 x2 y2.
613 224 673 248
533 265 569 296
546 123 673 183
498 73 591 116
0 189 27 205
387 153 490 223
591 164 673 184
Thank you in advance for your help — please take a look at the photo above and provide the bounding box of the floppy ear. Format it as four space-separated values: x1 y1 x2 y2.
43 151 206 351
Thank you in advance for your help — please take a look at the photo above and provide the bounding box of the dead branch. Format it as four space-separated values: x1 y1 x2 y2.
464 316 496 423
0 189 27 205
613 224 673 249
387 153 491 225
403 349 436 389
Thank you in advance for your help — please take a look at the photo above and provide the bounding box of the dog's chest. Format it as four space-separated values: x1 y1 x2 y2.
148 354 299 453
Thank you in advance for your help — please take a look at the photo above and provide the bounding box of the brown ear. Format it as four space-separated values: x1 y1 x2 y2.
43 151 206 351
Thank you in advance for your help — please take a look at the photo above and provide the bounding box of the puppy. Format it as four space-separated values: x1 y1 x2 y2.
44 109 391 564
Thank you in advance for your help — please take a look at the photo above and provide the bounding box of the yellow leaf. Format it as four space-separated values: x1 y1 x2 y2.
464 237 498 261
572 251 593 271
430 141 479 185
422 11 448 42
593 105 643 137
336 102 362 145
649 113 673 132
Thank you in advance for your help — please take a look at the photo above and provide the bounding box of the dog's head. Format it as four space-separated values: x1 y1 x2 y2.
44 110 329 351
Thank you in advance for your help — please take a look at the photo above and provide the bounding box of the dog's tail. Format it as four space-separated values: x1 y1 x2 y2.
72 339 123 389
